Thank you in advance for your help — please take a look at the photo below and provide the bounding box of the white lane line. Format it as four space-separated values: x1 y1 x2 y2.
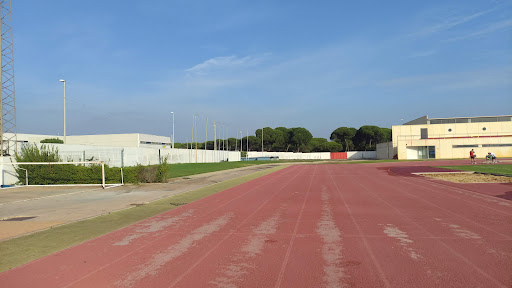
328 167 391 288
274 166 317 288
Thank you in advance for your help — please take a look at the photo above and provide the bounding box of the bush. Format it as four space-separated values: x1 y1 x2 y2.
40 138 64 144
15 144 170 185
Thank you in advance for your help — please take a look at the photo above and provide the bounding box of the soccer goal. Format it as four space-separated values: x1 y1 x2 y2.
0 161 124 189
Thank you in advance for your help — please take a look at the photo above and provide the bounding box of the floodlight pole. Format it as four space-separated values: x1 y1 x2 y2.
171 112 174 149
261 127 264 152
59 79 66 144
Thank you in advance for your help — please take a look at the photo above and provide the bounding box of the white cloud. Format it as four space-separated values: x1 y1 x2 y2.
445 19 512 41
185 54 270 75
409 7 495 37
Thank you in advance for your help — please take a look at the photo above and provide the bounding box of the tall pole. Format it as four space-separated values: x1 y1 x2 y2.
59 79 66 144
240 131 242 152
261 127 264 152
246 128 249 153
171 112 174 149
205 117 208 162
191 114 194 160
213 121 216 151
195 114 198 163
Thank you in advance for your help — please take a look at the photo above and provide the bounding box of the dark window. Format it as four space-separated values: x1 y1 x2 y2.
482 144 512 147
420 128 428 139
453 145 479 148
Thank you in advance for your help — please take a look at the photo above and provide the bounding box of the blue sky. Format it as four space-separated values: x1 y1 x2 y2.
13 0 512 141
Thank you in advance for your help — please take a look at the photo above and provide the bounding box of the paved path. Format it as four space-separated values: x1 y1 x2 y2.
1 161 511 287
0 164 279 240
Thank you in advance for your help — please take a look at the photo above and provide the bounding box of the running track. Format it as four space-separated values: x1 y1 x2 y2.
1 162 511 287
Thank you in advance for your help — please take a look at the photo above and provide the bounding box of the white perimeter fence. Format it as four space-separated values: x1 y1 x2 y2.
30 143 241 167
1 143 241 186
246 151 377 160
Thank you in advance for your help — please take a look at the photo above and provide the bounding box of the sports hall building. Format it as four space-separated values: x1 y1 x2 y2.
377 115 512 160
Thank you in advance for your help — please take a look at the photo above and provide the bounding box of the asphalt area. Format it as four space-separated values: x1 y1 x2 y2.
0 164 279 240
0 160 510 287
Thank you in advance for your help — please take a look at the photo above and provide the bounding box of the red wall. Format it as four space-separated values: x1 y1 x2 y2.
330 152 347 159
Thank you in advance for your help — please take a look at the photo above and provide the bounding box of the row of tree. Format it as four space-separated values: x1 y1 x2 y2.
175 125 391 153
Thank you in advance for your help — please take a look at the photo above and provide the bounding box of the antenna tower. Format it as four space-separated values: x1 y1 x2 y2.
0 0 16 156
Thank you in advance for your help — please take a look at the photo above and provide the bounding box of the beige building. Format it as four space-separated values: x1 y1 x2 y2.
377 115 512 160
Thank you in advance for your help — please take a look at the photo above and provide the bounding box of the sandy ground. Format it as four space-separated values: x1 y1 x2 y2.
420 172 512 183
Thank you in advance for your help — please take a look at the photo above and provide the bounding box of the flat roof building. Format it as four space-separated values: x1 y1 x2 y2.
377 115 512 160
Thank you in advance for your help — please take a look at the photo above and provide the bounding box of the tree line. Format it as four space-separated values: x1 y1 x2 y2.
175 125 391 153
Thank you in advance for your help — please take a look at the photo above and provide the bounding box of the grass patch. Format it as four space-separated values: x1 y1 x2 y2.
0 165 288 272
437 164 512 176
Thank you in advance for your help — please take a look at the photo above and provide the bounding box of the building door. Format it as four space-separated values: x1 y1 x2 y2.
406 146 435 159
428 146 436 159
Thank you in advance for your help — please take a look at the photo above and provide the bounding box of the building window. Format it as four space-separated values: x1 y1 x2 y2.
420 128 428 139
482 144 512 147
453 145 479 148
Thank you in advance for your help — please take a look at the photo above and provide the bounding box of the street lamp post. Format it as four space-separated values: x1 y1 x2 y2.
59 79 66 144
261 127 264 152
171 112 175 149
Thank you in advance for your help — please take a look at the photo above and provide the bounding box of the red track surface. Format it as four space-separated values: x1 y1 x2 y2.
1 161 511 287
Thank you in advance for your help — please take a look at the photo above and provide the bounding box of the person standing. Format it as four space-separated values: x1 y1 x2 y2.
470 149 476 164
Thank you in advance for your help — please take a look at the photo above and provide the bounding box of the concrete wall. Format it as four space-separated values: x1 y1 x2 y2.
392 121 512 160
376 142 395 159
346 151 377 160
0 156 18 186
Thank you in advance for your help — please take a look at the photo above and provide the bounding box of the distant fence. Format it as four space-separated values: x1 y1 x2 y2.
247 151 376 160
20 143 241 167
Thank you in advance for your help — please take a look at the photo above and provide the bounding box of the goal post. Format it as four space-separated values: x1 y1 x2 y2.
0 161 124 188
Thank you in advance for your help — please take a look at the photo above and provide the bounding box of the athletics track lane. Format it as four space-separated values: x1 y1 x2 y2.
0 162 510 287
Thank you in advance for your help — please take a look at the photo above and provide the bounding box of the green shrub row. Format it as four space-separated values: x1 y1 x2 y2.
14 144 169 185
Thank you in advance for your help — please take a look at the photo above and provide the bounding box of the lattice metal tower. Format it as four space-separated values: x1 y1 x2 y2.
0 0 16 156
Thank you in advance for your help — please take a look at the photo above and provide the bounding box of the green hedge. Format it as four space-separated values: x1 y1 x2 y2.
40 138 64 144
15 144 169 185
